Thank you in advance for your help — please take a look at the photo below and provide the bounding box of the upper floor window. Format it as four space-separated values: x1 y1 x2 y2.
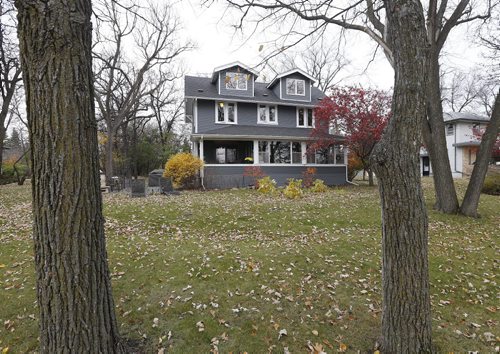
446 124 454 136
297 107 314 127
286 78 305 96
216 101 237 124
258 104 277 124
225 72 247 90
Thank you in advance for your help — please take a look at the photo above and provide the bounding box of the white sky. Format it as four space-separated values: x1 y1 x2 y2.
175 0 486 91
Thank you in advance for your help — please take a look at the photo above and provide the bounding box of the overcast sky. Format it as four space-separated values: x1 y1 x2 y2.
175 0 486 92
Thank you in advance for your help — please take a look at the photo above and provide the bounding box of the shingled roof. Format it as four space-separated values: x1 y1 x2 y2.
185 76 325 107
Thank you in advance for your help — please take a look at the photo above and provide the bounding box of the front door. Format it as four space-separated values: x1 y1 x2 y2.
422 156 430 176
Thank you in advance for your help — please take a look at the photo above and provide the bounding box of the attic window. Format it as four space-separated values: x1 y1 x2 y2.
197 89 204 92
286 78 305 96
225 72 248 90
262 93 268 96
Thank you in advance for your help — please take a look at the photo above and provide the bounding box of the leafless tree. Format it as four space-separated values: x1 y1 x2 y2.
268 37 349 92
0 0 22 173
460 12 500 217
149 72 184 147
93 0 192 183
214 0 496 214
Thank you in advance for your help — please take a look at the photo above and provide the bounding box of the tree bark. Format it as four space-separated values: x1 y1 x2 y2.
0 126 5 173
371 0 432 352
368 168 374 186
105 133 115 185
423 51 460 213
460 90 500 217
16 0 123 352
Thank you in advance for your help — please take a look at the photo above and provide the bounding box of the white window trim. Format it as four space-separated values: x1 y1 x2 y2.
296 107 314 128
446 124 454 136
225 72 248 91
256 104 278 125
215 101 238 124
257 140 327 165
286 78 306 96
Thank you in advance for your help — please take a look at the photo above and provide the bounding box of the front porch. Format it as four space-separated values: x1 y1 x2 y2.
192 138 348 189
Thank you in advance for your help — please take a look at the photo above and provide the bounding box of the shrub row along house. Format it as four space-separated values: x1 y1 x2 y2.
185 62 347 189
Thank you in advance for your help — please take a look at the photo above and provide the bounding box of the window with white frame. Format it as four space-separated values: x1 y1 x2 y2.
258 141 291 164
286 78 305 95
258 104 277 124
446 124 454 136
216 101 237 124
297 107 314 127
225 72 248 90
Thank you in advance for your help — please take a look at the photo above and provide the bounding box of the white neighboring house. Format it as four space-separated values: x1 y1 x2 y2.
420 112 490 178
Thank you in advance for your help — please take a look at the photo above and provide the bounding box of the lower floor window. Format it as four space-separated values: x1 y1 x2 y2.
259 141 291 164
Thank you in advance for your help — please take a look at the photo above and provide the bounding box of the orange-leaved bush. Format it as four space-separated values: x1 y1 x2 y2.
164 152 203 188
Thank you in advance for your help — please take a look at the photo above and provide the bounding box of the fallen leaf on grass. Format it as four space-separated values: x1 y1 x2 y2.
196 321 205 332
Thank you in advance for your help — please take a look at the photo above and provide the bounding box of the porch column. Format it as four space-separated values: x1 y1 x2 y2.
200 138 204 179
193 141 199 158
200 138 204 162
253 140 259 164
301 142 307 164
333 145 337 165
344 147 348 165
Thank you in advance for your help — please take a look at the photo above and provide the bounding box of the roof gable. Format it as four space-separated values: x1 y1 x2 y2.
267 68 316 89
211 62 259 83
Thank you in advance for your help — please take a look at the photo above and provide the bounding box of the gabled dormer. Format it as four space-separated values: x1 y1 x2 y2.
211 62 259 97
267 68 316 102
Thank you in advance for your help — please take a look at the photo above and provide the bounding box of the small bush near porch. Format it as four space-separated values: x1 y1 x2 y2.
0 179 498 352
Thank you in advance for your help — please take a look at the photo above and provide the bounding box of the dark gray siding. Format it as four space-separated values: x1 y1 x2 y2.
197 99 312 133
217 66 255 97
203 165 347 189
280 73 311 102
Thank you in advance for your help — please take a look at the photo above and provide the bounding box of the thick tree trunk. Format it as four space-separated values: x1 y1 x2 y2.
0 126 5 173
423 52 459 213
460 90 500 217
105 135 114 185
16 0 123 352
371 0 432 352
368 168 374 186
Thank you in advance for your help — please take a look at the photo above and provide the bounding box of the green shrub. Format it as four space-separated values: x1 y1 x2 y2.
482 173 500 195
257 176 277 195
311 179 328 193
283 178 303 199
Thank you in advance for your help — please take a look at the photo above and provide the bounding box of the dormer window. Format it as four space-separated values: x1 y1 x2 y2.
225 72 248 90
286 78 305 96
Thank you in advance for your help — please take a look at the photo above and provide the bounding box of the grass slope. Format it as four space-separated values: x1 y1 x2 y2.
0 179 498 352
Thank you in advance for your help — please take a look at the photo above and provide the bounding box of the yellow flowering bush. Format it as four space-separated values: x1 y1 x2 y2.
164 153 203 188
283 178 303 199
257 176 277 195
311 179 328 193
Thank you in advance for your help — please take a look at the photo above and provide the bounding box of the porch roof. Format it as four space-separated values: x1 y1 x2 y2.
453 141 481 147
191 124 344 141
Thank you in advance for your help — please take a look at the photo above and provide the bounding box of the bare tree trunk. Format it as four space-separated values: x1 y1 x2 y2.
371 0 432 351
16 0 123 351
0 126 4 173
105 134 114 185
368 168 374 186
424 53 460 213
460 90 500 217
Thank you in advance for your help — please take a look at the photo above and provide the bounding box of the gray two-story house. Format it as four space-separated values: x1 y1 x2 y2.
185 62 348 189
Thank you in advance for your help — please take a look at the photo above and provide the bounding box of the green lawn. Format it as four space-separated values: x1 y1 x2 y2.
0 179 498 352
